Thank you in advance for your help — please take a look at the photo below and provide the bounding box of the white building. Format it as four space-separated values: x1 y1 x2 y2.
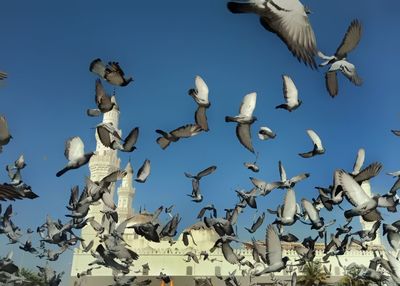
70 101 383 286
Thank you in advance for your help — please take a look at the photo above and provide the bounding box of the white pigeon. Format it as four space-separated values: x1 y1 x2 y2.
227 0 318 69
188 75 210 131
135 159 151 183
56 137 95 177
318 20 363 97
258 126 276 140
299 129 325 158
276 75 301 112
225 92 257 153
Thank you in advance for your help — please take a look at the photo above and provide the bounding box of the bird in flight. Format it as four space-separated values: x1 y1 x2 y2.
225 92 257 153
318 20 363 97
89 58 133 87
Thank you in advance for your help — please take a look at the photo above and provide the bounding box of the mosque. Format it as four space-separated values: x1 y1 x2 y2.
70 100 383 285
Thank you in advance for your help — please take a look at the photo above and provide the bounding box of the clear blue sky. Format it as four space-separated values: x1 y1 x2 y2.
1 0 400 283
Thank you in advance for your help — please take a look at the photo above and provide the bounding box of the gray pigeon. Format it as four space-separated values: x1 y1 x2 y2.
135 159 150 183
90 58 133 87
156 124 202 149
225 92 257 153
188 75 210 131
318 20 363 97
87 79 117 116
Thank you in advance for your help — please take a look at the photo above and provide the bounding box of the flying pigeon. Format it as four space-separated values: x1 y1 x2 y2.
0 116 12 153
245 212 265 233
227 0 318 68
276 75 301 112
89 58 133 87
318 20 363 97
188 75 210 131
156 124 202 150
299 129 325 158
87 80 117 117
258 126 276 140
225 92 257 153
0 71 7 80
135 159 150 183
253 225 289 275
56 137 95 177
111 127 139 152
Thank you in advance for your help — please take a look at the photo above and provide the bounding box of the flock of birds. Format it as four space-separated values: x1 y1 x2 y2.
1 1 400 286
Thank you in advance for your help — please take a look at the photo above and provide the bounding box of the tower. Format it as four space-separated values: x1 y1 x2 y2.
117 161 136 221
80 98 121 242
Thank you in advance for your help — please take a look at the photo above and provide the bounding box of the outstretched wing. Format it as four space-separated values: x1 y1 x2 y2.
236 123 255 153
325 71 338 97
65 137 84 161
335 19 362 58
260 0 318 68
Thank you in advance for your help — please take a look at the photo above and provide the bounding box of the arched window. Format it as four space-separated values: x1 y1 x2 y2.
186 266 193 275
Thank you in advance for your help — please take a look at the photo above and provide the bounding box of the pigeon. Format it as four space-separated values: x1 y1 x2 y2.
383 222 400 251
254 225 289 275
245 212 265 233
244 153 260 172
392 130 400 137
318 20 363 97
197 204 217 219
89 58 133 87
258 126 276 140
276 75 301 111
227 0 318 68
135 159 150 183
156 124 202 149
0 116 12 153
276 161 310 189
185 165 217 181
337 170 382 222
299 129 325 158
225 92 257 153
250 177 280 196
87 79 117 116
0 71 7 80
56 137 95 177
271 188 299 226
96 122 123 148
188 75 210 131
111 127 139 152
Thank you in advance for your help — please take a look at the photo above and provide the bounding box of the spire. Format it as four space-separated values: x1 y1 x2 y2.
117 160 136 220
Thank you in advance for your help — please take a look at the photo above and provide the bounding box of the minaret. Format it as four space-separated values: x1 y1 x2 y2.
359 180 381 246
117 161 136 221
80 97 121 241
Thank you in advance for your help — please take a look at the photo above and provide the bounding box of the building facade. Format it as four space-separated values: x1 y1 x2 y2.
70 104 382 286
